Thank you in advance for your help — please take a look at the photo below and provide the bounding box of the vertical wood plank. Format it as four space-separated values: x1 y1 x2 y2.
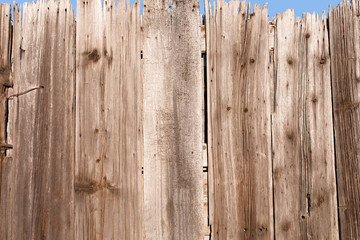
142 0 203 238
273 10 338 239
5 1 75 239
206 2 274 239
75 0 142 239
329 0 360 238
0 3 12 239
0 3 12 144
0 3 11 90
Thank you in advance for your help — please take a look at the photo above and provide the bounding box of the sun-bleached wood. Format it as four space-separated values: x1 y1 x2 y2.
75 0 142 239
0 3 11 148
5 1 75 239
206 1 273 239
142 0 203 239
2 0 360 239
273 9 338 240
0 4 11 89
329 0 360 239
0 4 12 145
0 3 12 238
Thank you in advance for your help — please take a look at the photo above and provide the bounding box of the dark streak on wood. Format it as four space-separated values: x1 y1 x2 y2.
4 2 76 239
74 182 120 194
206 2 273 239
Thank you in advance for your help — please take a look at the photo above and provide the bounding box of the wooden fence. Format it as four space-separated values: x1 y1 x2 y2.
0 0 359 239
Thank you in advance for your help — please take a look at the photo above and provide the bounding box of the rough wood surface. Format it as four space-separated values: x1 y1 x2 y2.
0 4 11 89
142 0 203 238
273 10 338 240
4 1 75 239
0 3 11 152
206 1 273 239
75 0 142 239
2 0 360 239
0 3 12 239
329 1 360 239
0 3 11 148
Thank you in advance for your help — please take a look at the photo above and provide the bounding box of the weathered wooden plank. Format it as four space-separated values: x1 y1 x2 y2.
329 0 360 238
75 0 142 238
0 3 11 90
142 0 203 238
4 1 75 239
0 3 11 148
273 10 338 239
206 1 273 239
0 3 12 239
0 3 11 157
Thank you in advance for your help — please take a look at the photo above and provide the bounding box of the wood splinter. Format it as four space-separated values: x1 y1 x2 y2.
7 86 44 100
0 143 13 150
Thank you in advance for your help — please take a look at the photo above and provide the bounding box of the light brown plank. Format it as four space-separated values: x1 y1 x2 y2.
142 0 203 238
329 0 360 238
75 0 142 239
206 1 273 239
0 3 12 239
0 2 11 147
4 1 75 239
0 3 11 91
0 3 11 148
273 10 338 239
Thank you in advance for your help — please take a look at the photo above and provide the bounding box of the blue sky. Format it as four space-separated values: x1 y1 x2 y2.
0 0 346 17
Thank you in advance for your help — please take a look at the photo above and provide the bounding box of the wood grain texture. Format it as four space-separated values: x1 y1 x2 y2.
0 3 12 239
273 9 338 240
142 0 203 238
4 1 75 239
0 4 11 89
75 0 142 239
206 1 273 239
0 3 11 149
0 3 11 151
329 0 360 239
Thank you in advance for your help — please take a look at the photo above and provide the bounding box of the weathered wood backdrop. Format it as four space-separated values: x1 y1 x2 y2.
0 0 359 239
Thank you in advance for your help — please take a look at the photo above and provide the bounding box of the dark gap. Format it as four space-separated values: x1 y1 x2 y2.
4 89 9 155
203 48 211 238
203 12 210 238
202 51 207 144
326 16 342 240
307 193 311 216
209 224 212 240
9 23 13 72
141 50 143 59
